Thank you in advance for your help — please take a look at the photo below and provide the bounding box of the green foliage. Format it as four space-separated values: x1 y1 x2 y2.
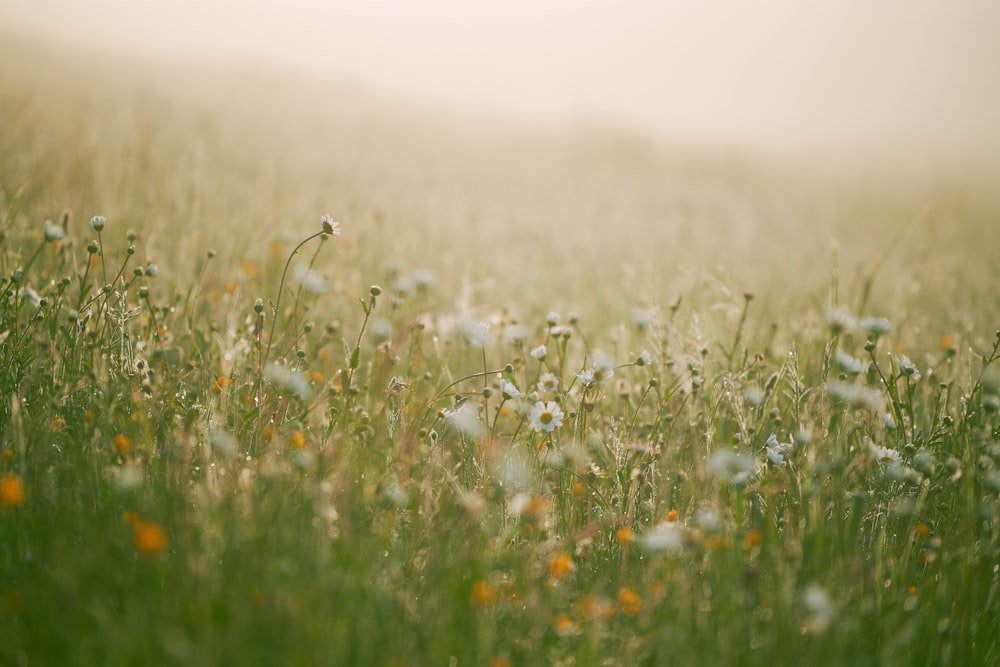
2 47 1000 667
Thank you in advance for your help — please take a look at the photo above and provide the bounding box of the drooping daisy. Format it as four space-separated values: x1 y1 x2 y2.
529 401 564 432
499 378 523 400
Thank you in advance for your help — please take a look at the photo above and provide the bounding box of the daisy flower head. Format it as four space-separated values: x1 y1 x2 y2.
859 316 892 337
89 215 106 231
896 355 921 381
43 219 65 242
529 400 565 432
530 345 547 360
826 306 857 335
577 353 616 387
320 214 342 236
499 378 523 400
538 372 559 394
868 441 902 467
765 433 793 465
460 317 493 348
835 349 867 375
707 449 755 486
636 350 652 367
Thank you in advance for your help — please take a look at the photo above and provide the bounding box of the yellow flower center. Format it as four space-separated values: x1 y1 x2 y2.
540 412 553 424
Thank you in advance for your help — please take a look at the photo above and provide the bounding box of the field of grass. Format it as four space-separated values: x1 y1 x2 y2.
2 38 1000 666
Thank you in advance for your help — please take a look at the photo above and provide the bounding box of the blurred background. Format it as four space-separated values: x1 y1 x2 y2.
4 0 1000 171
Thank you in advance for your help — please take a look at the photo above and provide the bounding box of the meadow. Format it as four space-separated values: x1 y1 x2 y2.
2 38 999 666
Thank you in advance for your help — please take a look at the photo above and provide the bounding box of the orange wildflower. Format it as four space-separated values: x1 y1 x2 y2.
553 614 579 636
0 474 25 508
133 519 169 555
665 509 680 522
916 523 930 538
211 376 233 392
618 587 642 616
940 335 958 356
616 527 634 545
547 551 575 580
113 434 131 456
471 580 498 606
490 659 512 667
51 416 65 430
742 529 762 550
289 431 306 448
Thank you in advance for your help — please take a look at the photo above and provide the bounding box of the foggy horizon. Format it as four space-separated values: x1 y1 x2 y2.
4 0 1000 168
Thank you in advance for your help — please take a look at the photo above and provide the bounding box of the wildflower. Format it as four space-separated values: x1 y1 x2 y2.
51 416 65 430
637 522 685 554
578 353 615 386
546 311 560 326
553 614 579 636
826 306 857 335
883 413 897 430
802 584 836 634
529 401 564 433
289 430 306 448
896 355 922 381
369 318 392 344
0 474 25 508
293 266 329 294
411 269 436 289
113 434 131 456
939 335 958 356
530 345 547 360
459 317 493 348
470 580 498 606
835 349 867 375
211 376 233 392
443 402 484 439
537 372 559 393
107 464 144 491
43 219 65 242
264 363 312 400
209 428 238 455
765 433 793 465
616 526 634 545
859 317 892 337
636 350 652 366
707 449 755 485
501 324 529 343
499 378 523 400
742 529 762 550
631 308 651 329
547 551 575 580
133 519 169 555
320 214 342 236
89 215 106 231
617 587 642 616
868 441 902 467
827 381 882 410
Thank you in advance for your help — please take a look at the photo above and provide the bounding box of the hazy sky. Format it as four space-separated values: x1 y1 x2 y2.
5 0 1000 163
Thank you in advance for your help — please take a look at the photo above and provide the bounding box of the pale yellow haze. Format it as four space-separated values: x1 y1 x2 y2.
5 0 1000 167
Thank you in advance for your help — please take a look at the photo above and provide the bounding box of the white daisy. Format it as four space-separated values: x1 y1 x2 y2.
538 372 559 393
499 379 523 401
529 401 564 432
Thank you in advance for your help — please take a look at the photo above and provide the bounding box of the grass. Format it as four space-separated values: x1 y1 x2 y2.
1 37 1000 666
